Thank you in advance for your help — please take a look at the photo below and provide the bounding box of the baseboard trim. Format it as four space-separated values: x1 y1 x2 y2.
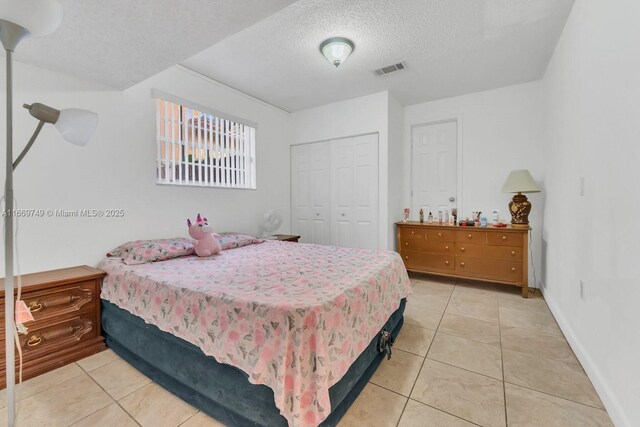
542 291 630 427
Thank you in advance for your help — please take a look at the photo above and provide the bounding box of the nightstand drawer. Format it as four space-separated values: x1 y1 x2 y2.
0 313 97 360
0 281 97 337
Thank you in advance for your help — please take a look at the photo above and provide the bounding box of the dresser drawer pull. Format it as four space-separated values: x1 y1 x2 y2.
460 262 465 267
445 260 449 265
405 256 409 260
27 335 42 347
405 242 409 246
511 267 516 272
28 301 43 312
438 232 442 237
460 247 465 252
502 236 507 240
445 246 449 250
411 231 415 235
467 234 472 239
511 251 516 256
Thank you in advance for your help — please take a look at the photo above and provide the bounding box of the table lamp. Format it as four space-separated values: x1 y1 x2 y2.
501 169 540 228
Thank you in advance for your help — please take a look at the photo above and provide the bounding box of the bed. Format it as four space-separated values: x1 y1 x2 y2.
98 239 411 426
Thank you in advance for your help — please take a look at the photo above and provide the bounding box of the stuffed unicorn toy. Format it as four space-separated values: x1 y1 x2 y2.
187 214 222 257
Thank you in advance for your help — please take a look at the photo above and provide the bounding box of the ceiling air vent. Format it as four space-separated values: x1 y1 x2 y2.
373 61 407 76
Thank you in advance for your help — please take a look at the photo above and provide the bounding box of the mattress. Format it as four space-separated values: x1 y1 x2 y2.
99 240 411 426
102 298 406 426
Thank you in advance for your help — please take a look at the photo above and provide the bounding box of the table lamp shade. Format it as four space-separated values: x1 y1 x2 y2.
0 0 63 37
501 169 541 193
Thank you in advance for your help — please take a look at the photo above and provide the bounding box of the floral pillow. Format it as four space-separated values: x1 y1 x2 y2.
107 237 195 265
217 232 264 250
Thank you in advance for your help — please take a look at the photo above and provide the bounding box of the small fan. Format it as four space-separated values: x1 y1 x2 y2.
257 209 283 238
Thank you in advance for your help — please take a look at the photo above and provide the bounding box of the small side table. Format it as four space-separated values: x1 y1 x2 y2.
270 234 301 242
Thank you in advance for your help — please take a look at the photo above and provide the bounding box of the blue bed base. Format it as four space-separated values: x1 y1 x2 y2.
101 298 406 427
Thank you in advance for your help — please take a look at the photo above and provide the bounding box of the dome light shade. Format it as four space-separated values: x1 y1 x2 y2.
55 109 99 146
320 37 354 68
0 0 63 37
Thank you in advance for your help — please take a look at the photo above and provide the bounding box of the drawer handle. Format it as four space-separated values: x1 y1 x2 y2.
460 262 465 267
511 267 516 272
405 256 409 260
467 234 472 238
502 236 507 240
511 251 516 256
438 232 442 237
411 231 414 235
445 260 449 265
28 301 43 312
460 247 465 252
445 246 449 250
27 335 42 347
405 242 408 246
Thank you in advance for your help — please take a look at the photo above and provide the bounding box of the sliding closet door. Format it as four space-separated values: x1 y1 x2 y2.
331 134 379 249
291 143 331 244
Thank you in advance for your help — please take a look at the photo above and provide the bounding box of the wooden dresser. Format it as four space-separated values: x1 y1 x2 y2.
0 266 106 387
396 222 530 297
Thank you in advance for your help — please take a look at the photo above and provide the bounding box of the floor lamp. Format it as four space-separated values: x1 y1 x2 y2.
1 2 99 426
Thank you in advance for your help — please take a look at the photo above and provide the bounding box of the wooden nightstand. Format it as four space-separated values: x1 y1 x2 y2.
270 234 301 242
0 265 106 387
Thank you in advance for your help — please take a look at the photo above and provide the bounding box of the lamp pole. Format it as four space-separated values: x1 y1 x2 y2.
1 19 29 427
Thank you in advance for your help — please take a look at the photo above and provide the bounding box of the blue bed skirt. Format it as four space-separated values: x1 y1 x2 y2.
101 298 406 426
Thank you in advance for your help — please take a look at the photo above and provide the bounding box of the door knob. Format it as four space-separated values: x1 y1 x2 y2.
341 213 345 217
449 197 455 202
315 213 319 216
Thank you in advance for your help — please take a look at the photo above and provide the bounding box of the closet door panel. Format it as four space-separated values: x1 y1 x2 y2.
310 143 331 245
352 134 378 249
331 138 355 248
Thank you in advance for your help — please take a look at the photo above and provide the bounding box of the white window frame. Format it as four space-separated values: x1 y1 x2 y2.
152 89 257 189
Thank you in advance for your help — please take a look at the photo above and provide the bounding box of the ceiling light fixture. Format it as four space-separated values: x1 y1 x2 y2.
319 37 354 68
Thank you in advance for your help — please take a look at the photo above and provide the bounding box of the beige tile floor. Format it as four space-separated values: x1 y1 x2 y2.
0 274 613 426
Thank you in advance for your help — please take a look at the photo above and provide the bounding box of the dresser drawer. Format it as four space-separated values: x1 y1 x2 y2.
402 250 454 271
455 230 487 243
486 260 523 283
454 242 486 258
0 313 97 360
0 281 97 337
426 229 454 242
487 232 523 246
402 240 453 253
454 256 485 275
485 246 523 261
401 227 425 240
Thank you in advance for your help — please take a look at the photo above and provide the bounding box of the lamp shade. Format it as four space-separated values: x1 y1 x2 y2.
320 37 354 68
0 0 63 36
55 109 99 146
501 169 541 193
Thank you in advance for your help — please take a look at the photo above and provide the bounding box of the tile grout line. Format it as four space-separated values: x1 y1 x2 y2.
502 380 608 411
497 292 509 427
82 363 144 427
394 278 455 427
413 399 484 427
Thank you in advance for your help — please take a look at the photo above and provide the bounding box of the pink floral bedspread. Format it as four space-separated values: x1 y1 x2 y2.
99 241 411 426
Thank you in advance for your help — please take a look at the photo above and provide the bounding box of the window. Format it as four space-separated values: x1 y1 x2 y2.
153 91 256 189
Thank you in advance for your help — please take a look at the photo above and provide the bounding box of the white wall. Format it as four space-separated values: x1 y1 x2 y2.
387 94 404 251
290 91 392 249
403 82 545 286
541 0 640 425
0 63 291 276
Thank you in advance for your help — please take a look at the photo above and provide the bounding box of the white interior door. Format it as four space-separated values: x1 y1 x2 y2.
291 143 330 244
331 134 378 249
411 121 458 218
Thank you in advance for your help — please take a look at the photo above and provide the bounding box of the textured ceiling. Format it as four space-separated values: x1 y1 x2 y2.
12 0 297 89
183 0 575 111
